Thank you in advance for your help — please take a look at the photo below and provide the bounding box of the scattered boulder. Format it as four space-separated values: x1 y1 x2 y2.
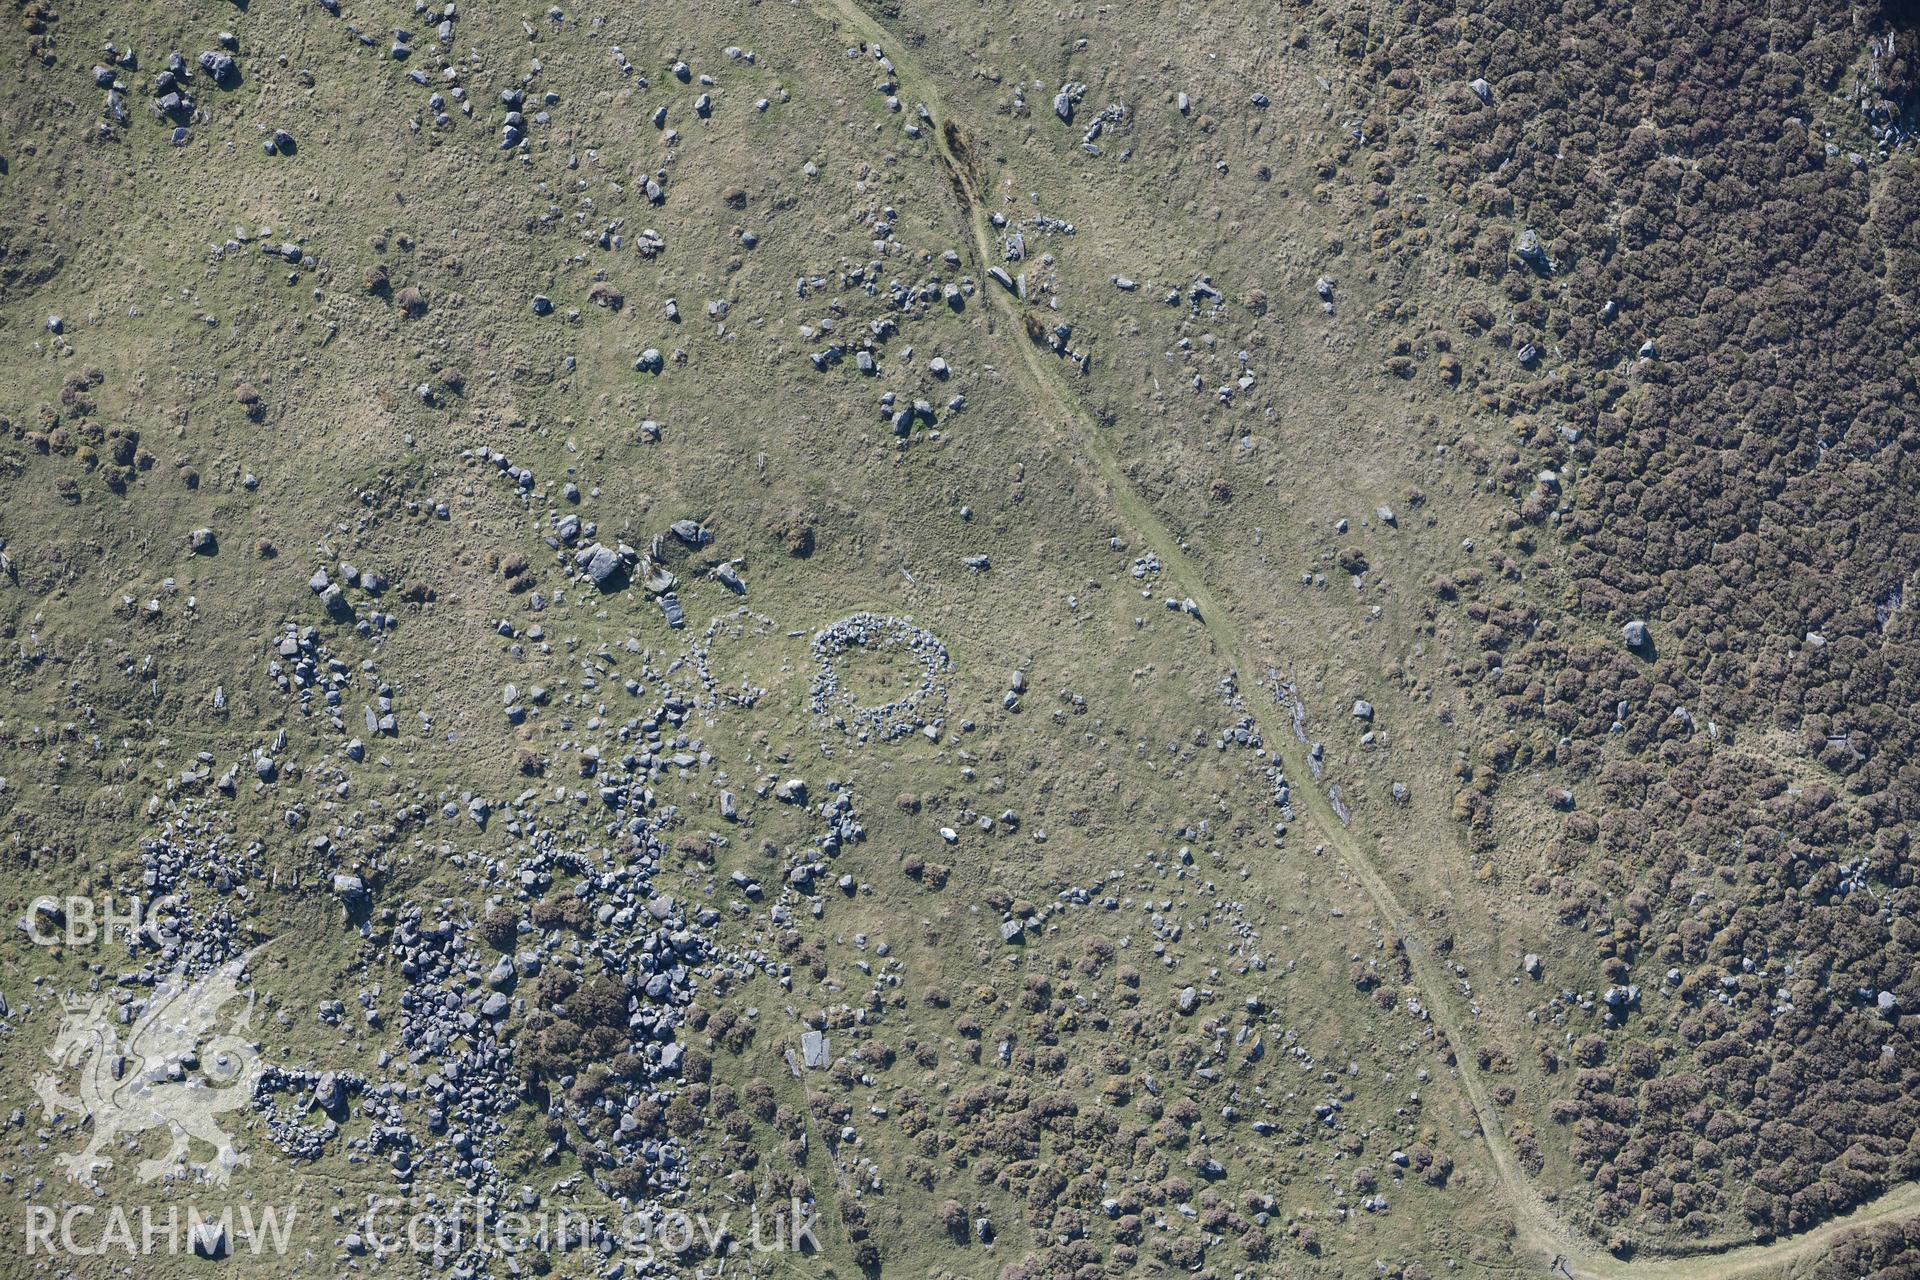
801 1029 829 1068
575 543 624 590
191 1220 226 1258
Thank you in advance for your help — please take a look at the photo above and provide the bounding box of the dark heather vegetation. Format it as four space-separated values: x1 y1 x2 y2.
1313 0 1920 1243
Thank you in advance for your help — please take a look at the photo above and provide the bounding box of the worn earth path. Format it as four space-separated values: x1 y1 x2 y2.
810 3 1920 1277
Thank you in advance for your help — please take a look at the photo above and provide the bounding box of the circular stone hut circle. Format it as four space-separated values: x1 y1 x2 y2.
810 613 952 741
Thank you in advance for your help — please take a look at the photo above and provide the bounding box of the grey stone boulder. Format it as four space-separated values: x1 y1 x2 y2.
191 1220 226 1258
801 1029 829 1068
488 956 517 989
576 544 624 589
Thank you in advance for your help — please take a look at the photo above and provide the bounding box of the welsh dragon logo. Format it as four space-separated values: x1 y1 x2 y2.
33 949 265 1185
